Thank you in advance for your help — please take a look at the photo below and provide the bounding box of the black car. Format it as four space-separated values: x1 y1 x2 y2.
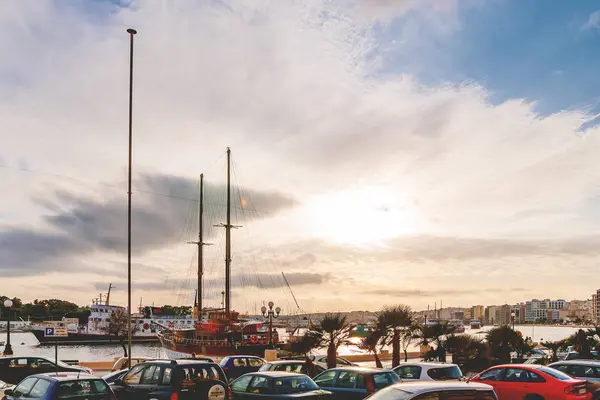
102 369 128 385
229 371 331 399
0 357 92 385
258 361 326 378
313 367 400 399
110 359 228 400
3 372 115 400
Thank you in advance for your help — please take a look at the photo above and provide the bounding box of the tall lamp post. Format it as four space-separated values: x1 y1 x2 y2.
511 312 516 330
261 301 281 346
3 299 13 355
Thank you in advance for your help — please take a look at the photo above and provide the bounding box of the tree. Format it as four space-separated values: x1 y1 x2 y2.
100 308 139 357
359 327 385 368
486 326 525 364
566 329 596 359
289 330 321 376
400 323 419 363
377 305 413 367
446 334 490 373
542 340 565 362
417 322 456 362
314 314 353 369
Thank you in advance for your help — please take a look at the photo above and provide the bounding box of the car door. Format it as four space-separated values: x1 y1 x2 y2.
475 368 505 398
28 358 55 375
135 365 162 400
499 368 545 399
229 375 253 399
112 363 148 400
329 370 361 400
243 376 271 398
313 370 338 394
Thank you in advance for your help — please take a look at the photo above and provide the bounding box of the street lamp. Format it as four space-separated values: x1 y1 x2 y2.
511 312 516 330
3 299 13 355
261 301 281 346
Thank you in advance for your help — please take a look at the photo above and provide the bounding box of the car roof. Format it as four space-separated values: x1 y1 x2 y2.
324 367 390 373
34 373 104 382
244 371 310 378
266 360 307 365
142 359 217 366
385 381 493 394
394 362 458 368
490 364 543 369
550 360 600 366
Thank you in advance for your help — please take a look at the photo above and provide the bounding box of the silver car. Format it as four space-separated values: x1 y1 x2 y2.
365 381 497 399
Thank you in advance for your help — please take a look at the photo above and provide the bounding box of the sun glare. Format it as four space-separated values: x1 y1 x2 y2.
305 187 418 246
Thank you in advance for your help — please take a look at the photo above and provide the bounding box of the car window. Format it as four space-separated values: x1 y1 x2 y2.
273 376 319 394
395 365 422 379
28 379 52 398
8 358 28 368
427 366 463 380
248 376 269 394
56 380 95 398
231 375 253 392
445 391 478 399
92 380 110 394
337 358 351 365
373 372 397 389
140 365 157 384
539 366 572 381
161 367 172 385
258 364 270 372
248 358 264 367
124 364 147 385
29 358 54 369
13 377 38 396
233 358 247 367
334 371 357 388
314 370 337 387
478 368 503 381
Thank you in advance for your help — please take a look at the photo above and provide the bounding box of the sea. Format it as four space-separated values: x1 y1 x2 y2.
0 325 586 363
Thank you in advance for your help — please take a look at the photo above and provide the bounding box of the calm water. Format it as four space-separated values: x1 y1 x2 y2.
0 325 586 362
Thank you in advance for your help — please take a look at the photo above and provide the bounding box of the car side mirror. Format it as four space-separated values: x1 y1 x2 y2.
4 389 14 396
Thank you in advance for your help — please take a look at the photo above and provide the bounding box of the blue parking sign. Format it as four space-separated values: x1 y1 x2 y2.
45 327 55 337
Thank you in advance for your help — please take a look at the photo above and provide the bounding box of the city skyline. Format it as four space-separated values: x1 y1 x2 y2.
3 1 600 311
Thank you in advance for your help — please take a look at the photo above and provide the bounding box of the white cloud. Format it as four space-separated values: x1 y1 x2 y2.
580 10 600 31
2 1 600 310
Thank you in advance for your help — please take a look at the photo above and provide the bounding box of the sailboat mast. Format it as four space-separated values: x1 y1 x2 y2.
198 173 204 314
225 148 232 315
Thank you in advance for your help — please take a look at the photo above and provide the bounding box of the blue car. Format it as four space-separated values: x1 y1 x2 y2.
220 356 266 381
2 373 115 400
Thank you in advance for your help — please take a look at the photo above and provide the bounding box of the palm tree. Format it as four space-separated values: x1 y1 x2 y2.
486 325 523 364
542 340 565 362
417 322 456 362
377 305 413 367
401 323 419 362
359 328 385 368
315 313 353 369
289 330 321 376
446 334 490 373
566 329 596 359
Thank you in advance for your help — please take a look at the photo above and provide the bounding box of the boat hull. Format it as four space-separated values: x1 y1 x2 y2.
31 329 159 345
158 334 275 358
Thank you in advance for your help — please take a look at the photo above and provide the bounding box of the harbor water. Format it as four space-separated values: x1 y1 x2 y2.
0 325 587 362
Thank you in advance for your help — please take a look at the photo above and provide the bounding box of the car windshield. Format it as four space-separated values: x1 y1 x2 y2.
427 366 463 380
272 376 318 394
540 366 573 381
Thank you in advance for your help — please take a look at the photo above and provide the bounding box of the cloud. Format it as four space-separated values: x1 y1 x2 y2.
580 10 600 31
0 172 296 276
364 288 529 297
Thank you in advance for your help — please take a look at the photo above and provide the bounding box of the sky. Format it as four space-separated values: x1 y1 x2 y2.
2 0 600 313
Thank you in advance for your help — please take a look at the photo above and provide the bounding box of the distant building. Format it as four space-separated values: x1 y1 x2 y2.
593 292 600 324
472 305 484 321
546 309 560 322
452 311 465 321
525 299 567 322
495 305 512 325
485 306 498 325
511 304 526 324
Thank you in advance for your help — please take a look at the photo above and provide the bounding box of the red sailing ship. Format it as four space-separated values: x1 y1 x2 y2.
158 148 281 358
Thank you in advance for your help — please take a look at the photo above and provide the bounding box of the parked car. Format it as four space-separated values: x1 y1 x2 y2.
0 357 92 385
259 360 326 378
101 369 129 385
471 364 589 399
392 362 463 381
219 356 266 381
313 367 399 399
110 356 153 372
549 360 600 400
364 381 497 399
0 379 14 398
288 355 358 369
229 371 331 399
2 373 115 400
564 351 599 361
110 359 228 400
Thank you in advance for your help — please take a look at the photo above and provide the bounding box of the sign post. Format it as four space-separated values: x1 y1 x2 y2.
44 325 68 374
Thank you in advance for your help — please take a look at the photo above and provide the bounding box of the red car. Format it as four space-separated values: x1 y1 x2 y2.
471 364 589 400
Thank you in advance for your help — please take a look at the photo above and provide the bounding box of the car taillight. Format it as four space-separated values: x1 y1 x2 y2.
366 377 375 394
170 392 179 400
565 383 587 395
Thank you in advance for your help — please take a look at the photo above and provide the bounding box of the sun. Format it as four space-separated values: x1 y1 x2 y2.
304 186 419 246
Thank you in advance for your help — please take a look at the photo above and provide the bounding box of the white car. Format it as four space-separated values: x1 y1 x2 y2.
393 362 464 381
365 381 497 399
